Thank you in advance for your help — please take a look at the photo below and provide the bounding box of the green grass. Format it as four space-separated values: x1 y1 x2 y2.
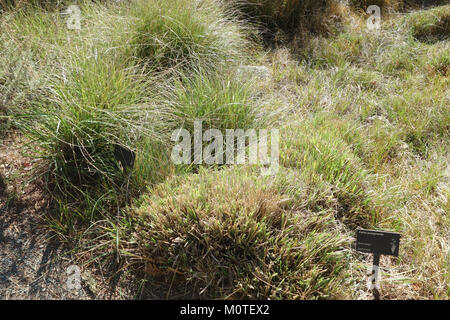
0 0 448 299
129 166 353 299
127 0 247 72
280 115 377 228
3 0 258 239
406 4 450 43
164 70 260 132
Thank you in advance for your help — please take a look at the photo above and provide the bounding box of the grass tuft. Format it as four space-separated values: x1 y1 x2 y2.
130 167 353 299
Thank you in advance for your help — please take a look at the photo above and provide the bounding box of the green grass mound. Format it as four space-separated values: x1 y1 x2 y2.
164 71 259 132
130 166 353 299
128 0 247 72
280 115 377 227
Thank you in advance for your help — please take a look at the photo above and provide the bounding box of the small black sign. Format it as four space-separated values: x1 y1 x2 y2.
356 229 401 256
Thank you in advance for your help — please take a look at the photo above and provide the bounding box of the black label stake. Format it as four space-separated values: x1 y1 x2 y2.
370 254 381 299
356 229 401 300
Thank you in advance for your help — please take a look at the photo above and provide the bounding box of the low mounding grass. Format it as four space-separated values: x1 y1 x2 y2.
129 166 353 299
1 0 448 300
163 70 260 132
24 56 159 185
269 3 448 299
17 55 172 233
280 115 377 228
125 0 248 72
